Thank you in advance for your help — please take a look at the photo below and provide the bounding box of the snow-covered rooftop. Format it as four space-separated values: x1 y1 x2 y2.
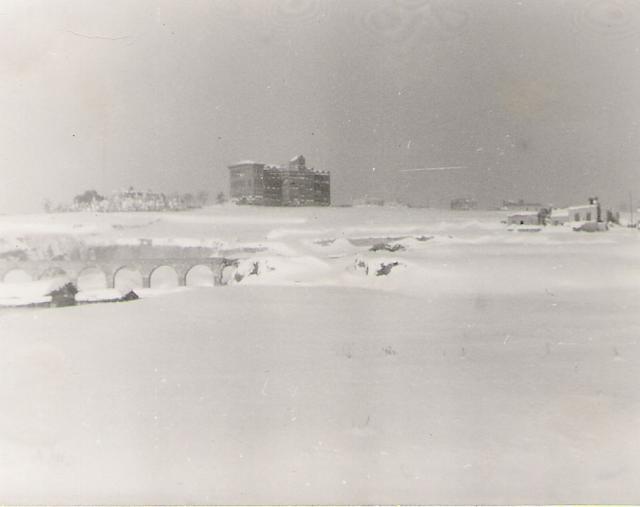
229 160 262 167
508 211 538 216
567 203 597 211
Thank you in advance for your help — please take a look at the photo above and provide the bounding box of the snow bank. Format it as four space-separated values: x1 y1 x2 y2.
228 256 332 286
75 289 127 303
1 286 638 504
0 277 68 300
0 206 639 504
0 207 636 299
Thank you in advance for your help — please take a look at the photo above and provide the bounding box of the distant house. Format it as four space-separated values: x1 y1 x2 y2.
67 187 192 213
549 197 602 225
228 155 330 206
108 188 171 212
507 211 541 226
568 203 598 222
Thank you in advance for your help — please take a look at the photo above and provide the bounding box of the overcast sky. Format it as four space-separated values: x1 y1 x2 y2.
1 0 639 212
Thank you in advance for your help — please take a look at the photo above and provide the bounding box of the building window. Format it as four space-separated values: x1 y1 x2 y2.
586 212 591 221
574 213 580 221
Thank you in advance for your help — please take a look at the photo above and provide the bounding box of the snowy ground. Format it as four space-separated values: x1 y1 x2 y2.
0 206 639 504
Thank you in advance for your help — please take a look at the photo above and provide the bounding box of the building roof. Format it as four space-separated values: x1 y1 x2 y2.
229 160 263 167
567 203 597 211
508 211 539 217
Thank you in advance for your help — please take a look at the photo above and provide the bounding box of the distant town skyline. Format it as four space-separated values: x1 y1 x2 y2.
1 0 639 213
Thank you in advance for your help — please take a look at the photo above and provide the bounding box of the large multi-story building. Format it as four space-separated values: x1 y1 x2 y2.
229 155 330 206
228 161 266 205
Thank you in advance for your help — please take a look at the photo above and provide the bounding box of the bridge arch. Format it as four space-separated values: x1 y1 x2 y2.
113 265 144 291
148 265 179 288
2 268 34 283
220 262 238 285
38 266 70 281
77 266 108 291
184 264 215 287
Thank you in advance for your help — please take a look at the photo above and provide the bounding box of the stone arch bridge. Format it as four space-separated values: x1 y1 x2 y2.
0 257 235 288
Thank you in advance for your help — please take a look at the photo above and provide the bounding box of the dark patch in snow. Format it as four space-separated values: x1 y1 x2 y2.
353 258 369 275
382 346 397 356
120 290 139 302
349 236 406 246
47 282 78 307
370 243 405 252
376 262 400 276
314 238 336 246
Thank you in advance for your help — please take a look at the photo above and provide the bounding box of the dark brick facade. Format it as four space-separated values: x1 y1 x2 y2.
228 155 330 206
228 161 265 204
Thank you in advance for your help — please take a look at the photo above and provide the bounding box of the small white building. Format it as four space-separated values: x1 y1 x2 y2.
567 203 598 222
549 197 602 225
507 211 540 225
549 208 569 225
